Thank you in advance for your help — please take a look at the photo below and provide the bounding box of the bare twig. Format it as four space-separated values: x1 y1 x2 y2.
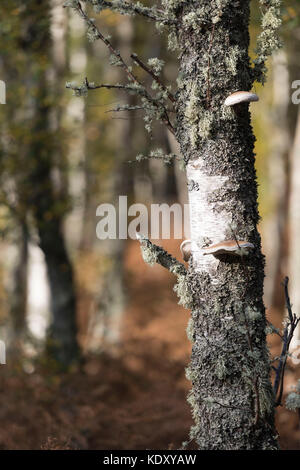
128 151 182 165
68 2 175 135
66 80 136 92
105 105 175 114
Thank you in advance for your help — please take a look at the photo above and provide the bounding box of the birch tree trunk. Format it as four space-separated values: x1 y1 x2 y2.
175 1 278 449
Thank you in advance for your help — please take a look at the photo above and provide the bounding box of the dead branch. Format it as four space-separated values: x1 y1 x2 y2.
67 1 175 135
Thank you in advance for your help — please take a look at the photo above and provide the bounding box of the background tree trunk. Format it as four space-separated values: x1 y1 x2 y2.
175 0 278 449
264 51 290 312
289 107 300 350
9 220 29 350
286 25 300 349
25 0 79 366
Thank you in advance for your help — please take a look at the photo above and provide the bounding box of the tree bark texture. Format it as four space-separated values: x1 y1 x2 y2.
175 1 278 449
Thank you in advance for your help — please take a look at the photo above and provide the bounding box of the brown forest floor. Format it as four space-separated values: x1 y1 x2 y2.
0 239 300 450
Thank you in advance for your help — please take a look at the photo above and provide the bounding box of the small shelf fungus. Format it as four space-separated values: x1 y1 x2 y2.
180 240 191 262
224 91 259 107
201 240 255 257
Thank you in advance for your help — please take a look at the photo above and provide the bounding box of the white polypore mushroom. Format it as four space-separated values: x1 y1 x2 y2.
201 240 254 256
180 239 191 262
224 91 259 107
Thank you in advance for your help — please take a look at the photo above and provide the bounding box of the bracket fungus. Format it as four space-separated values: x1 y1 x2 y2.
224 91 259 107
201 240 255 257
180 239 191 262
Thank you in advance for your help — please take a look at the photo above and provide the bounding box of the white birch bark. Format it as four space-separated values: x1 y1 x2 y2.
187 161 230 278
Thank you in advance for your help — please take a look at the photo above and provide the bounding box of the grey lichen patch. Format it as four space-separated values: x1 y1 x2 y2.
166 29 179 52
161 0 185 15
253 0 282 84
184 82 201 148
184 83 214 148
172 270 194 310
214 356 227 380
258 376 275 416
186 317 195 343
66 80 89 97
147 57 165 76
185 363 200 383
137 235 194 309
246 306 261 322
140 243 158 266
225 46 243 76
185 365 193 381
220 105 235 121
286 392 300 411
212 0 231 24
286 380 300 411
86 19 100 42
109 54 123 67
133 148 180 165
198 110 214 140
187 389 201 423
138 235 185 272
182 11 202 31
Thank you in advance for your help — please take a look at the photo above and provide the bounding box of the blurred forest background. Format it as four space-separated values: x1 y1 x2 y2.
0 0 300 450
